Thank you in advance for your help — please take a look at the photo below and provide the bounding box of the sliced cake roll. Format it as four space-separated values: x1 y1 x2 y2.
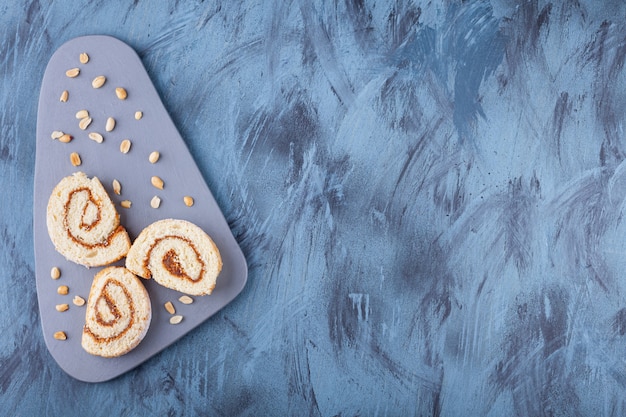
46 172 131 267
126 219 222 296
82 266 152 358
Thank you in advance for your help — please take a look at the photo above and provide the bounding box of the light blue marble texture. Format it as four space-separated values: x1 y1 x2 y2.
3 0 626 415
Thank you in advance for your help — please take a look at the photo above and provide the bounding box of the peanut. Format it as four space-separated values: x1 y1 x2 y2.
72 295 86 306
115 87 128 100
120 139 132 154
53 331 67 340
66 68 80 78
149 151 160 163
105 117 116 132
88 132 104 143
178 295 193 305
151 176 164 190
70 152 81 166
112 179 121 195
150 195 161 209
55 304 69 312
50 266 61 280
79 117 92 130
92 75 106 88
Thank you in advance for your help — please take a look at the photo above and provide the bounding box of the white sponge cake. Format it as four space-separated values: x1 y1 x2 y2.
126 219 222 295
82 266 152 358
46 172 130 267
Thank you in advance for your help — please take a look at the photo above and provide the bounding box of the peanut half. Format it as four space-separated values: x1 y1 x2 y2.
59 134 73 143
70 152 81 166
66 68 80 78
150 195 161 209
112 179 121 195
115 87 128 100
151 176 164 190
53 331 67 340
178 295 193 305
148 151 160 163
55 304 69 312
92 75 106 89
120 139 132 154
88 132 104 143
79 117 92 130
72 295 86 307
105 117 116 132
50 266 61 280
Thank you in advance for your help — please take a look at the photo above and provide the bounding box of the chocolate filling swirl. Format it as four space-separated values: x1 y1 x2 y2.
145 236 206 284
83 279 134 343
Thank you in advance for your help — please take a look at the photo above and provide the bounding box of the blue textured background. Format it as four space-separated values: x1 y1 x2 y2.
3 0 626 415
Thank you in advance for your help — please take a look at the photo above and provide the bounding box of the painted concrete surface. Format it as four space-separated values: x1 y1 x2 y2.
2 0 626 415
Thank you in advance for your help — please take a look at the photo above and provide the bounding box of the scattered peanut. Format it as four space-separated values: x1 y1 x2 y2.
72 295 86 306
70 152 81 166
53 331 67 340
88 132 104 143
178 295 193 305
148 151 160 163
105 117 116 132
112 179 121 195
169 315 183 325
59 134 73 143
50 266 61 280
91 75 106 88
183 196 194 207
75 109 89 119
51 131 64 140
151 176 164 190
164 301 175 315
79 117 92 130
79 52 89 64
66 68 80 78
120 139 132 154
134 111 143 120
150 195 161 209
57 285 69 295
55 304 69 312
60 90 69 102
115 87 128 100
120 200 132 209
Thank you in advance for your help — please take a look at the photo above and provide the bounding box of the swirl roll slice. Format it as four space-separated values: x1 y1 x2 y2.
82 266 152 358
46 172 131 267
126 219 222 296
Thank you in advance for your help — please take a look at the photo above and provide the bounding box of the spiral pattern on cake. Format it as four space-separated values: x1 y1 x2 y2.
82 266 151 358
46 172 130 267
126 219 222 296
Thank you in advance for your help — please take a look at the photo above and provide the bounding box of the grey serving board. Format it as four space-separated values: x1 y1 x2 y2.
34 35 248 382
